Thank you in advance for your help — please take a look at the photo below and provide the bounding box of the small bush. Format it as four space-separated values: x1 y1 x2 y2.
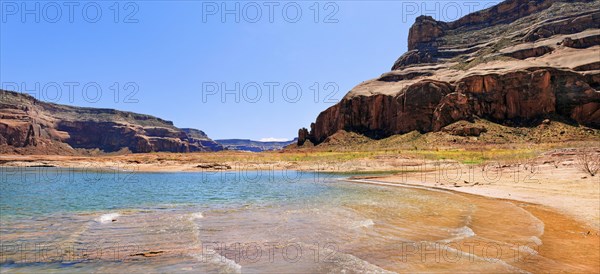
576 149 600 177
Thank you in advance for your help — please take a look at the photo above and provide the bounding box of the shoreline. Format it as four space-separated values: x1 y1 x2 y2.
2 150 599 228
359 166 600 231
3 161 598 231
0 149 600 226
1 158 599 272
344 176 599 229
343 177 600 272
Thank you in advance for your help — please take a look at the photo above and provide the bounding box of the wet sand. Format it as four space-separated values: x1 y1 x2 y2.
346 178 600 273
366 159 600 231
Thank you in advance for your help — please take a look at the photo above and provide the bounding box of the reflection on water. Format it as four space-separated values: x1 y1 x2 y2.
1 168 598 273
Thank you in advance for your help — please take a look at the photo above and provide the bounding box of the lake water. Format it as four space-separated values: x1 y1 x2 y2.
0 167 588 273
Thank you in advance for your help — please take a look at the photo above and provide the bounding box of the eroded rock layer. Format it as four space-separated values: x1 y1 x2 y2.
299 0 600 146
0 90 223 154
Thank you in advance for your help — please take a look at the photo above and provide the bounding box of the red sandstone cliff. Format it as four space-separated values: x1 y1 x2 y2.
298 0 600 146
0 90 223 154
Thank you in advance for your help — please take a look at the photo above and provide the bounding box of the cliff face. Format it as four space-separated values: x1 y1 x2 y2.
298 0 600 146
0 90 222 154
181 128 224 151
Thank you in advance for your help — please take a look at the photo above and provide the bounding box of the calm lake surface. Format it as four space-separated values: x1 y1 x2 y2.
0 167 561 273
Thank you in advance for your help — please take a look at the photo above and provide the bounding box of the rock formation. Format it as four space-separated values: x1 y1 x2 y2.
298 0 600 146
0 90 223 154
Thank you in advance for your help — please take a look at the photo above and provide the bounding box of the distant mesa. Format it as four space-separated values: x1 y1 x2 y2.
298 0 600 146
216 138 297 152
0 89 223 154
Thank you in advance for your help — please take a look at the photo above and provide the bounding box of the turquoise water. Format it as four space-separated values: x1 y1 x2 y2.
0 168 548 273
0 168 343 218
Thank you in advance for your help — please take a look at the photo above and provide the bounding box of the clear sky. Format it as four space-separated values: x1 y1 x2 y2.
1 1 497 140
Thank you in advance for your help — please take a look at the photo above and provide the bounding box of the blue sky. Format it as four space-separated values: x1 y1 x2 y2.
1 1 497 140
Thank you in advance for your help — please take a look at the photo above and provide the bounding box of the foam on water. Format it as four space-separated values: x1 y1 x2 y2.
516 244 539 256
96 213 120 224
317 244 396 273
441 226 476 243
519 207 545 237
194 249 242 274
190 212 204 220
529 236 542 246
352 219 375 229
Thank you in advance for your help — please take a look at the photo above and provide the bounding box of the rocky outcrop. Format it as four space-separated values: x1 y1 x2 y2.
0 90 222 154
182 128 224 151
298 128 310 146
561 34 600 49
433 68 600 130
299 0 600 146
305 80 454 143
393 1 599 70
407 15 447 51
501 46 554 60
441 122 488 137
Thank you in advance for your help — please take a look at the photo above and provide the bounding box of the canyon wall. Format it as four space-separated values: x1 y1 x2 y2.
299 0 600 145
0 90 223 154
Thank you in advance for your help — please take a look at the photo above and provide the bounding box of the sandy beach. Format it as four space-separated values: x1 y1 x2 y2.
346 160 600 273
357 159 600 231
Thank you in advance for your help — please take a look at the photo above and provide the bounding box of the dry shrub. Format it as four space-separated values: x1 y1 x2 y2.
577 148 600 177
